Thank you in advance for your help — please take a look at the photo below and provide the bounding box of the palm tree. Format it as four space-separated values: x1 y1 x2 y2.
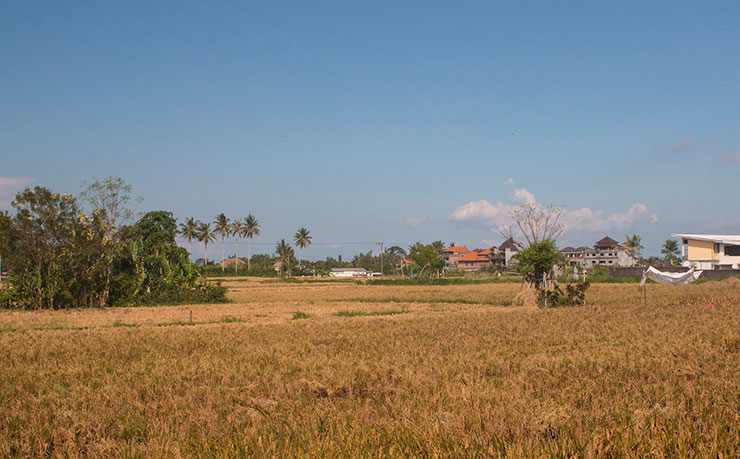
230 220 244 274
661 239 680 265
242 214 260 271
624 234 643 263
293 227 312 267
178 217 200 262
214 213 230 272
197 222 217 269
275 239 294 278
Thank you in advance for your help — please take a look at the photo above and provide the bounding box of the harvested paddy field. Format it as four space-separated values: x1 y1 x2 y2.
2 278 740 456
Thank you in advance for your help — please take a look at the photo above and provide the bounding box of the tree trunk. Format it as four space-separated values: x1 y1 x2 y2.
234 239 239 274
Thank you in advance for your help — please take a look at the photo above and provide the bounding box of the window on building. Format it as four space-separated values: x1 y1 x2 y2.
726 245 740 257
714 243 721 254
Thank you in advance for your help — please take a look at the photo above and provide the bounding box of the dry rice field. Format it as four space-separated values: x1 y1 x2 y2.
2 277 740 457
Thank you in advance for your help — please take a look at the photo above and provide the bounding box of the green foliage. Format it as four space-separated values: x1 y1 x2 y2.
0 187 226 309
333 309 409 317
292 311 311 320
661 239 681 265
366 276 521 286
514 239 564 288
407 242 445 277
540 282 590 308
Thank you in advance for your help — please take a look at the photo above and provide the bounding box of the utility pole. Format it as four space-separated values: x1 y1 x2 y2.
376 242 384 277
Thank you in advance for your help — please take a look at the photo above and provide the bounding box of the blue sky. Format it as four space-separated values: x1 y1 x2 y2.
2 1 739 260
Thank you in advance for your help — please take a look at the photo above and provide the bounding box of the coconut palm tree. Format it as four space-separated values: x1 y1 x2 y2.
242 214 260 271
197 222 217 269
275 239 294 278
293 227 312 267
661 239 680 264
624 234 643 263
178 217 200 262
214 213 230 272
230 220 244 274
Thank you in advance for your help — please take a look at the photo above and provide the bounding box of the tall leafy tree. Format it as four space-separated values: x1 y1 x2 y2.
178 217 200 262
293 227 312 267
79 177 140 306
230 219 244 273
214 213 230 272
275 239 294 277
242 214 260 271
408 242 445 277
197 222 217 268
624 234 643 262
661 239 680 265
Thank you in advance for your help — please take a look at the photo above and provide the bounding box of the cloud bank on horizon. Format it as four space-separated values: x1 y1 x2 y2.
449 187 658 237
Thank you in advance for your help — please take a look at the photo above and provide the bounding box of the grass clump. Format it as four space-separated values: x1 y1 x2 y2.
333 309 409 317
111 320 139 328
292 311 312 320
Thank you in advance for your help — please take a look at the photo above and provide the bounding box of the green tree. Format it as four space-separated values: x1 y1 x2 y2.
79 176 141 236
178 217 200 262
197 222 217 268
4 187 80 309
408 242 445 277
242 214 261 271
430 240 445 255
79 177 140 306
514 239 564 290
214 213 230 272
661 239 680 265
275 239 294 277
230 219 244 273
293 227 312 267
624 234 643 262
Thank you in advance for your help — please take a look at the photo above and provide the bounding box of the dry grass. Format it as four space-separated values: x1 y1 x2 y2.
1 278 740 456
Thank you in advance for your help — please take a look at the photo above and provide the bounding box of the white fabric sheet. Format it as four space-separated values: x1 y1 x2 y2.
640 266 702 286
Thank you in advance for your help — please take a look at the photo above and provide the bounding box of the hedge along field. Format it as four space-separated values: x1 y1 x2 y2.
1 279 740 456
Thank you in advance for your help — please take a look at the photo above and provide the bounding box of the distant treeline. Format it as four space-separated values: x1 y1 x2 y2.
0 183 226 310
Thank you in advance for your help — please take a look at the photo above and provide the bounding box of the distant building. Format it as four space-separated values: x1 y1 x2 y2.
330 267 371 278
672 234 740 270
456 249 492 271
441 246 470 270
498 238 520 267
561 236 635 269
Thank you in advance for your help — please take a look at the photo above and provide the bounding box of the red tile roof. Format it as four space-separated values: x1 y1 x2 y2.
457 251 480 262
442 245 470 254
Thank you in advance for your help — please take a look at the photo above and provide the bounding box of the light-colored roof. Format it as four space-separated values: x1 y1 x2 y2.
330 267 369 272
672 234 740 245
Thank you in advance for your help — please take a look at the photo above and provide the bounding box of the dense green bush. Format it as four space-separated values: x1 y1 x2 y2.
0 187 226 309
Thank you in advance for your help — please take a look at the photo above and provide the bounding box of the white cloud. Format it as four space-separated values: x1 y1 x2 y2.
505 177 514 185
0 177 35 209
513 188 536 204
715 151 740 165
673 137 692 151
327 243 342 249
449 189 658 235
404 216 428 228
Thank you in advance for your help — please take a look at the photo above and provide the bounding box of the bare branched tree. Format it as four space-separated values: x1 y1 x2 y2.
498 202 564 248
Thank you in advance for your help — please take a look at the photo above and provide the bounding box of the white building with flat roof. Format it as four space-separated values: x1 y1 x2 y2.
672 234 740 270
330 268 370 278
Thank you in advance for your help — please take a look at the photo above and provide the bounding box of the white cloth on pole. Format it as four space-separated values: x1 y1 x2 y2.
640 266 702 286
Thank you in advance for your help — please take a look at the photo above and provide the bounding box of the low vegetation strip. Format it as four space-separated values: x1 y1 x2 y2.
333 297 508 307
364 277 521 286
332 309 409 317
